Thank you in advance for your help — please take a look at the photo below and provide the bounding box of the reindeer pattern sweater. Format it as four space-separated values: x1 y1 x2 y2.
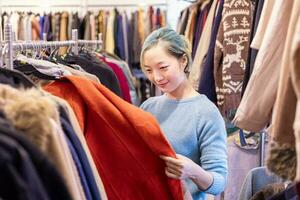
214 0 253 121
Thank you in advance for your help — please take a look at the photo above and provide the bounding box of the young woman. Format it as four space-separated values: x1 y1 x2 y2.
140 28 228 200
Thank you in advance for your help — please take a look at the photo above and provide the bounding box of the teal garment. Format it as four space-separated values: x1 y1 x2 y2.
140 94 228 200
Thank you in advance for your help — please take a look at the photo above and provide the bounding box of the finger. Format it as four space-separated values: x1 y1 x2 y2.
165 168 180 179
161 156 183 166
165 160 183 170
165 162 182 173
166 166 182 177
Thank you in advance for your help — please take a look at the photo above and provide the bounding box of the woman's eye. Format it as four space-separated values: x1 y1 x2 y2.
160 66 168 70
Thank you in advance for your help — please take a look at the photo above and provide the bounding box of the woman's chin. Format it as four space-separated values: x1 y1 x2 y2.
159 87 172 94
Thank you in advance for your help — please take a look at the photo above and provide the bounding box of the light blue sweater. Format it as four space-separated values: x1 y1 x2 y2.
140 94 228 200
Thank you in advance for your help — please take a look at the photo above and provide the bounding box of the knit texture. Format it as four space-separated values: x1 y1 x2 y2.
214 0 252 121
140 94 227 200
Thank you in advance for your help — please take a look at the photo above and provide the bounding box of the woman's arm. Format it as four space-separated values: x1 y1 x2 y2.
161 107 228 195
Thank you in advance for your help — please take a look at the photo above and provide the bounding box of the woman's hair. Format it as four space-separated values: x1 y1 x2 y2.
140 27 192 75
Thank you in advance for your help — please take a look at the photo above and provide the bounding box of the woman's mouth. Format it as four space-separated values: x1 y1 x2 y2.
157 82 168 88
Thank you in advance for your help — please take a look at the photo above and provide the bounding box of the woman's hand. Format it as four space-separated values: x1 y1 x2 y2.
160 154 199 180
160 154 214 191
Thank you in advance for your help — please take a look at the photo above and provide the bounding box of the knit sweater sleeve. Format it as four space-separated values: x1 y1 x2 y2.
197 105 228 195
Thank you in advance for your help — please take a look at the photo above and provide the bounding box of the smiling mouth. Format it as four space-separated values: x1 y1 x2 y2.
157 82 168 87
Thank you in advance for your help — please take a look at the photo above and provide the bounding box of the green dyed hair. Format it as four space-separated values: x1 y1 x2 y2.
140 27 192 75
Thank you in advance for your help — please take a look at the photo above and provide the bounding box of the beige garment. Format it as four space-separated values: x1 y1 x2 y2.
0 15 2 41
2 14 8 41
17 14 25 41
50 118 86 200
177 8 189 34
188 0 219 90
144 8 151 38
105 10 115 54
68 12 73 40
137 8 146 43
59 12 69 55
84 13 91 40
55 13 61 41
51 13 56 40
184 6 193 35
21 15 26 40
52 96 108 200
24 15 32 41
161 10 167 27
290 3 300 181
232 0 293 132
0 86 85 200
98 10 107 49
90 13 96 40
184 5 198 46
11 12 19 41
59 64 100 83
266 0 299 181
31 15 40 41
251 0 275 49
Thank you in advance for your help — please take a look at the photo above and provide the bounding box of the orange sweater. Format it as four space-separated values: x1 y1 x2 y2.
44 76 183 200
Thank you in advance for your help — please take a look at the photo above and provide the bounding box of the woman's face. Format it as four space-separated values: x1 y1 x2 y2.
143 45 186 94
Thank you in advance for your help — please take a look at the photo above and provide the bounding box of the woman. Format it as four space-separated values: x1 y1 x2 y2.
140 28 228 200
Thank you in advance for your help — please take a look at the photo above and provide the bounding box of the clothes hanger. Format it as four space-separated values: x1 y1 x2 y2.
48 42 60 64
0 43 36 88
13 43 58 81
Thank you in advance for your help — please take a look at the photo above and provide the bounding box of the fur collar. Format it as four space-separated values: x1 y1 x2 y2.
0 84 58 152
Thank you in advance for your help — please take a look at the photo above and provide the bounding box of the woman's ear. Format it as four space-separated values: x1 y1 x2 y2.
181 54 188 68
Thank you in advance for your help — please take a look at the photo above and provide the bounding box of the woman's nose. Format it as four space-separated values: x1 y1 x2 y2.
153 71 164 82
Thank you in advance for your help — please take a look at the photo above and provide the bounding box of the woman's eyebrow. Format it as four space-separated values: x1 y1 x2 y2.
144 61 166 68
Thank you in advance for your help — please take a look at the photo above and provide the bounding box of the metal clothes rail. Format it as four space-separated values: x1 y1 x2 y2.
1 22 102 70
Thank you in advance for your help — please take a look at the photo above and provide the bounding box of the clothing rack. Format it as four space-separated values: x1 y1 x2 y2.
259 131 266 166
1 22 102 70
86 3 167 7
0 3 167 8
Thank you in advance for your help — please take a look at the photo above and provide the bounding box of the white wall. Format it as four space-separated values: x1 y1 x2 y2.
0 0 84 16
0 0 189 29
0 0 167 16
166 0 191 30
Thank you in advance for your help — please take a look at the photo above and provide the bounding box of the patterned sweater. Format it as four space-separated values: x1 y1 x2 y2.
214 0 253 122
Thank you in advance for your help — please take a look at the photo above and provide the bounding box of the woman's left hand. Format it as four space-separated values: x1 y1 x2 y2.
160 154 199 180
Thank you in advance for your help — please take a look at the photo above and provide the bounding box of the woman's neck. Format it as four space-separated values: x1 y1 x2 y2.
166 79 199 100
